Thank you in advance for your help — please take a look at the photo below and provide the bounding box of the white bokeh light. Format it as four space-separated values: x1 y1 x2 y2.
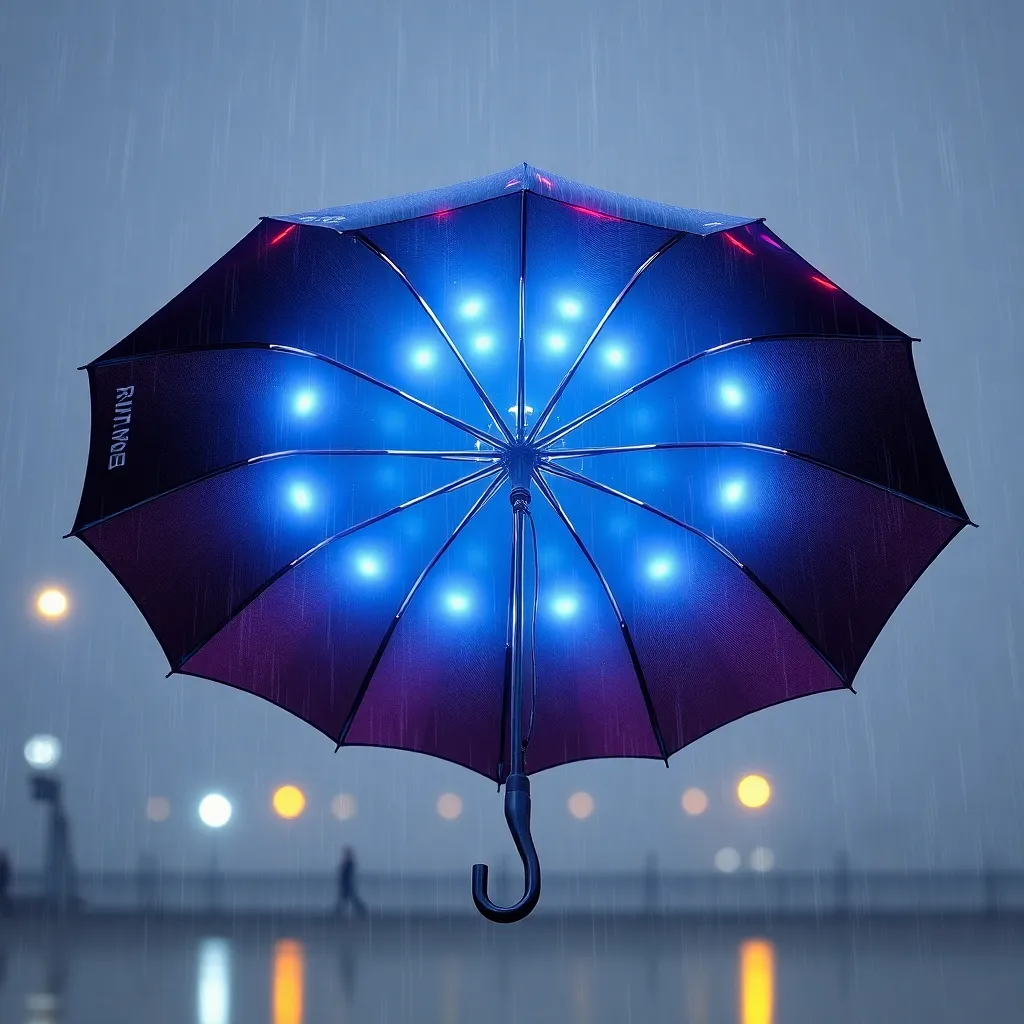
473 334 494 353
411 347 436 369
546 333 568 354
355 553 382 578
24 734 62 770
459 298 483 318
646 556 673 581
551 594 578 618
714 847 742 873
603 346 627 368
557 297 581 318
35 588 69 620
750 847 776 873
198 793 232 829
445 592 470 614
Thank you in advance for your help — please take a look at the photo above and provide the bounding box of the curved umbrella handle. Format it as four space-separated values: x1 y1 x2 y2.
472 774 541 923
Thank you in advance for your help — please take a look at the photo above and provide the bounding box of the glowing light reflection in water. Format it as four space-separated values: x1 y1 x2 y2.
740 939 775 1024
273 939 305 1024
196 938 231 1024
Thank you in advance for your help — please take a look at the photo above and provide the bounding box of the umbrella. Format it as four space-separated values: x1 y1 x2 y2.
70 164 970 922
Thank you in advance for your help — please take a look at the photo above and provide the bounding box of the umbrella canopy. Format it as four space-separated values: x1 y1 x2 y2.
71 164 969 921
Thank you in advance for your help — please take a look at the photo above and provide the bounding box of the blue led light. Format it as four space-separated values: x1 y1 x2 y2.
445 591 470 614
355 553 382 578
557 298 582 318
720 382 744 409
289 484 313 511
546 333 568 354
460 297 483 318
293 390 316 415
603 346 627 368
721 480 745 506
473 334 494 353
411 347 436 370
551 594 578 618
646 557 673 581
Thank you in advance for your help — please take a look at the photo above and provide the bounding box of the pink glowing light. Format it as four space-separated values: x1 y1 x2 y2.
811 275 839 291
723 233 754 256
505 178 522 188
760 234 784 250
536 175 553 188
567 204 619 221
269 224 297 246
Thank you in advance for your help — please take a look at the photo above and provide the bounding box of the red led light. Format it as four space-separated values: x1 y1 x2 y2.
536 175 553 188
811 275 839 291
723 233 754 256
567 204 618 221
269 224 297 246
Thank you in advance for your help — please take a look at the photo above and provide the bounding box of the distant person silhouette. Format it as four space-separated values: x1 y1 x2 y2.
0 849 10 915
336 847 367 918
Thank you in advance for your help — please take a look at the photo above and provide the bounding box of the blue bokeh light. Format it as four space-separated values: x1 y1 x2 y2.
603 346 627 369
293 390 316 415
473 334 494 353
445 591 471 614
557 297 582 318
355 553 383 578
411 347 436 370
551 594 578 618
289 484 313 511
460 297 484 318
720 382 744 409
646 556 673 581
546 333 568 354
721 479 745 506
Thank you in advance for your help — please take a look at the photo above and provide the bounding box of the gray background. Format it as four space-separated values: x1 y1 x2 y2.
0 0 1020 876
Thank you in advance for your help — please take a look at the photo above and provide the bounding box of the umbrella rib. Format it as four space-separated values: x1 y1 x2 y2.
527 232 688 442
532 470 671 764
352 232 516 444
171 463 501 674
68 448 502 536
535 333 910 449
540 461 849 686
543 441 969 523
335 471 508 748
86 341 503 449
515 190 528 442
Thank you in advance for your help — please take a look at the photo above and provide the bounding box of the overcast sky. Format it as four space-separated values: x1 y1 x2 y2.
1 0 1022 875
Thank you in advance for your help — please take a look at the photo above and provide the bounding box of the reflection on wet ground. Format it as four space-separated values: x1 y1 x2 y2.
2 915 1023 1023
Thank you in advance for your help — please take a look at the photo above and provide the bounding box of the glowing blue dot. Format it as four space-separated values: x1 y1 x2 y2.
552 595 578 618
720 382 744 408
289 484 313 511
445 592 470 614
604 347 627 368
557 298 582 318
473 335 494 353
546 333 568 354
460 298 483 318
647 557 673 580
294 390 316 415
411 347 436 370
722 480 745 505
355 554 381 578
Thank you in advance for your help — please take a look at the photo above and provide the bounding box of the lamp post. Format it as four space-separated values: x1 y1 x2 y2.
25 735 78 913
198 793 231 913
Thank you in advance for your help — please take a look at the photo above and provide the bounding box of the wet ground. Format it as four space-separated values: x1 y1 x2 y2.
1 914 1022 1023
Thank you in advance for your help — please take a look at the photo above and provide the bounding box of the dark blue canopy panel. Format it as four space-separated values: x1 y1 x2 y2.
74 165 969 781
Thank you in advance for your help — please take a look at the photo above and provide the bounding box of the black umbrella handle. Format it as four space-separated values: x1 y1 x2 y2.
472 774 541 923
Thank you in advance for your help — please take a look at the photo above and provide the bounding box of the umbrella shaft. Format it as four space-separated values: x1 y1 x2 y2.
508 493 529 777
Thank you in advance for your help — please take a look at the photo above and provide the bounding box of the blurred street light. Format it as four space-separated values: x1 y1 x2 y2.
35 588 68 620
681 787 708 815
24 734 62 771
272 785 306 820
198 793 232 829
737 774 771 809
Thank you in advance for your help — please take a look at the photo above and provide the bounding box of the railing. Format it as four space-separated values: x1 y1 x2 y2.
9 866 1024 916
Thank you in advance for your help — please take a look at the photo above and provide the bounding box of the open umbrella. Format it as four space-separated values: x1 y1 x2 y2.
70 164 969 922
